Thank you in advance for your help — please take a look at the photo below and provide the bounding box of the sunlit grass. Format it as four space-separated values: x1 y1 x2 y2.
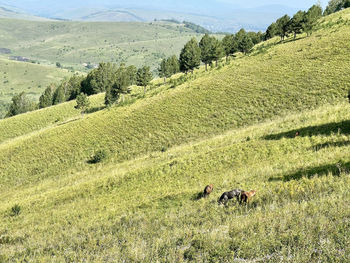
1 9 350 262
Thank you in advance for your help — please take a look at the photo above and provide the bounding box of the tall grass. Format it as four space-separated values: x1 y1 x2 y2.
1 9 350 262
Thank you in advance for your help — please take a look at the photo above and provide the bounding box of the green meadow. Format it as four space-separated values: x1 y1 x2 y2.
0 58 72 118
0 19 202 72
1 8 350 262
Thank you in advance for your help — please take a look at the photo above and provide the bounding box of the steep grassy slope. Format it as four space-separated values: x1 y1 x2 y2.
1 9 349 188
1 9 350 262
0 19 201 72
1 102 350 261
0 57 72 118
0 93 105 144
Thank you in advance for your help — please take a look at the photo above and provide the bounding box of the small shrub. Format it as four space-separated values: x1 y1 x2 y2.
10 204 21 216
89 150 108 164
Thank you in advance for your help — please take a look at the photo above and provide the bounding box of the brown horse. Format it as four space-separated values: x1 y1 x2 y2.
240 190 257 204
203 184 214 197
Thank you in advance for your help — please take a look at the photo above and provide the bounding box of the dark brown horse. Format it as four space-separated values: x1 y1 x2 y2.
203 184 214 197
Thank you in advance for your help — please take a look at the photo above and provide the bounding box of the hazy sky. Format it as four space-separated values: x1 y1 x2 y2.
217 0 326 9
0 0 327 10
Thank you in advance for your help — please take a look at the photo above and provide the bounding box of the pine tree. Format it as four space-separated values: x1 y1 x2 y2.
137 66 153 94
303 5 323 36
167 55 180 76
276 15 291 40
345 0 350 8
158 58 169 82
179 38 201 73
265 23 278 40
105 65 133 106
75 93 90 114
127 65 138 85
65 75 84 100
235 29 246 43
239 35 254 54
81 62 117 95
159 55 180 81
52 86 66 105
6 92 36 117
222 34 238 61
199 34 213 71
247 31 263 45
324 0 344 15
39 84 55 109
290 11 306 39
211 37 224 66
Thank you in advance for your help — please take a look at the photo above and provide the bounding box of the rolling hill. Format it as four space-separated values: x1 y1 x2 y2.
0 6 50 21
1 8 350 262
0 18 202 73
0 0 310 32
0 58 72 118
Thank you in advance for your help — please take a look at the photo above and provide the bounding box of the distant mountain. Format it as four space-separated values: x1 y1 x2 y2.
0 0 309 32
0 5 51 20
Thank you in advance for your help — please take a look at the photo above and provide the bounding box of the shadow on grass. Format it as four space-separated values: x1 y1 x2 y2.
192 192 205 200
264 120 350 140
85 106 106 114
269 161 350 182
278 36 307 45
56 118 80 126
311 141 350 152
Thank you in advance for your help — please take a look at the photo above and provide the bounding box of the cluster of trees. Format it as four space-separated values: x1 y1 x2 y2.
8 1 344 118
324 0 350 15
222 29 263 58
158 55 180 82
164 29 263 75
265 5 323 41
7 26 265 117
264 0 350 41
39 76 84 109
6 62 154 117
5 92 37 118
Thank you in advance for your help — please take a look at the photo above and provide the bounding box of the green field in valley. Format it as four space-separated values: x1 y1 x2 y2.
0 58 73 118
0 19 202 72
1 8 350 262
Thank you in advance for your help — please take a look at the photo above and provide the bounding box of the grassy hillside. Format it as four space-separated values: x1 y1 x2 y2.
0 58 72 118
2 102 350 261
0 19 201 72
1 9 350 262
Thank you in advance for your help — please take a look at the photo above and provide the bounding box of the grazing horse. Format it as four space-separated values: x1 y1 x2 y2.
240 190 257 204
203 184 214 197
218 189 242 205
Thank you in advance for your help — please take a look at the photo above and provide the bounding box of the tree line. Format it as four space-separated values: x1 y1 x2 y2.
5 63 154 117
265 5 323 41
265 0 350 42
6 0 345 118
324 0 350 15
8 25 261 118
159 29 263 78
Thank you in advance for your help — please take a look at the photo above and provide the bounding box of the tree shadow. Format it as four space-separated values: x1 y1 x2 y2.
269 161 350 182
278 36 307 45
56 118 80 126
264 120 350 140
85 106 106 114
311 141 350 152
